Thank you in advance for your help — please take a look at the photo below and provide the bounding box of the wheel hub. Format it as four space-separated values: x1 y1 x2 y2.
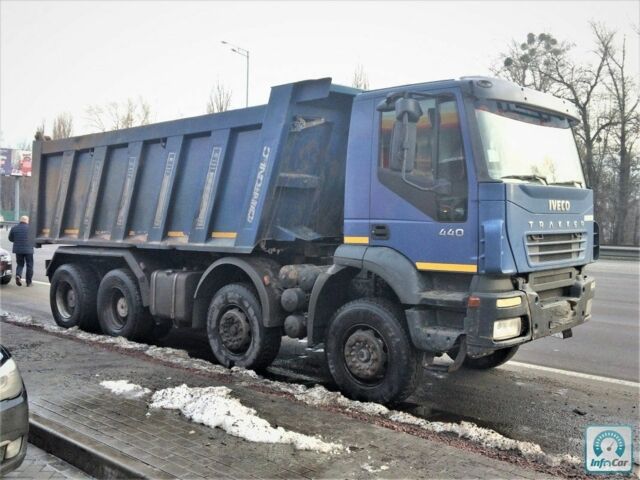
116 297 129 317
219 309 251 352
344 329 387 380
66 289 76 309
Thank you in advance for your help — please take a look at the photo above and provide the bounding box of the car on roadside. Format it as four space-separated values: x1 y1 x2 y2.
0 345 28 475
0 247 12 285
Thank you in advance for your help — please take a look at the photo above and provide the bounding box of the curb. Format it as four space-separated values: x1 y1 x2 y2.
28 412 175 479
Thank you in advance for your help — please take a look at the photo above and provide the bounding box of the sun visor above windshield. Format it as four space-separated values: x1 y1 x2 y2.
461 76 580 123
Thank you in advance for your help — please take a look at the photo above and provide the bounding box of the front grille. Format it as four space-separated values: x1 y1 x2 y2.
526 232 586 264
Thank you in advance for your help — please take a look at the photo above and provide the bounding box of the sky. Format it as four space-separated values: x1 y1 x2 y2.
1 0 638 148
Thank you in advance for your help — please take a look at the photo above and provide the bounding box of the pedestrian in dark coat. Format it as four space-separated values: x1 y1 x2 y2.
8 216 34 286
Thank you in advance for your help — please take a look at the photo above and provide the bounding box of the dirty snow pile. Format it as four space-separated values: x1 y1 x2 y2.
100 380 151 399
294 385 579 467
150 384 342 453
362 464 389 473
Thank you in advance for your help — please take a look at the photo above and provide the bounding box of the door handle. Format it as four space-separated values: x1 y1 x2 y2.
371 224 390 240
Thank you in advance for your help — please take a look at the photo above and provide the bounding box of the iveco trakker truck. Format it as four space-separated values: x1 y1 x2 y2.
33 77 597 403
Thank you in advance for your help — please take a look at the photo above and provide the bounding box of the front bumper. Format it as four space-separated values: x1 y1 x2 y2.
406 267 595 357
0 386 29 475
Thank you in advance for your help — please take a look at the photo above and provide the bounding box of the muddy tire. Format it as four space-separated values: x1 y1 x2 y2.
97 268 153 341
207 283 281 370
325 298 420 404
451 345 519 370
50 264 99 331
463 346 519 369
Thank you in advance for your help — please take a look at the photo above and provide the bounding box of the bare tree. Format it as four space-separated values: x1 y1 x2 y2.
352 64 370 90
535 26 615 218
494 33 571 93
33 121 49 142
86 97 152 132
594 25 640 244
52 112 74 139
207 82 233 113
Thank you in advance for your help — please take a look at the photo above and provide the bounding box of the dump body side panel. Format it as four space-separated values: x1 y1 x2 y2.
31 78 358 254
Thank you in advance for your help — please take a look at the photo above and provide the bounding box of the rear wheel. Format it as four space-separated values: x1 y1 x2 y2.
1 276 11 285
325 298 420 404
207 283 281 370
97 268 152 341
50 264 99 330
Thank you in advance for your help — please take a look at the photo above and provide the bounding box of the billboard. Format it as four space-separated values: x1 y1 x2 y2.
0 148 32 176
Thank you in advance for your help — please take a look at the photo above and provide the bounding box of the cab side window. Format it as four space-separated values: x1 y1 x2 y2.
378 95 467 221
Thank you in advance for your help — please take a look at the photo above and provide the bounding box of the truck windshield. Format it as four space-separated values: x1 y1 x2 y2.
475 100 585 187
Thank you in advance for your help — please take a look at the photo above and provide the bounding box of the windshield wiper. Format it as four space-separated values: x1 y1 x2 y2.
549 180 584 188
500 174 548 185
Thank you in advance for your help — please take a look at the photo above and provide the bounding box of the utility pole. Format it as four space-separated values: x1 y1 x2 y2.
221 41 250 107
14 176 20 221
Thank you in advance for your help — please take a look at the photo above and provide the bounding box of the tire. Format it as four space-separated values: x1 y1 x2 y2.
50 264 99 331
1 276 11 285
97 268 153 341
449 345 519 370
325 298 420 404
207 283 281 370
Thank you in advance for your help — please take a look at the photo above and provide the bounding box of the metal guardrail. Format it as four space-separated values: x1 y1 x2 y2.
600 246 640 260
0 221 18 230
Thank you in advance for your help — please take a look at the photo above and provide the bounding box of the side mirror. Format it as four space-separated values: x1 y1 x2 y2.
389 98 422 173
394 98 422 123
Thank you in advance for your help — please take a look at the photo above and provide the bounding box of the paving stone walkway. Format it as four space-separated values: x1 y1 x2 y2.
3 444 93 480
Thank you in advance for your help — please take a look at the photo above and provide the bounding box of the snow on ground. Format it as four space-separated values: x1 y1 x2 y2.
100 380 151 399
150 384 342 453
362 464 389 473
2 311 579 466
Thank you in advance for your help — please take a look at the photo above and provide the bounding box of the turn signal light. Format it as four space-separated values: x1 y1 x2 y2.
467 296 481 308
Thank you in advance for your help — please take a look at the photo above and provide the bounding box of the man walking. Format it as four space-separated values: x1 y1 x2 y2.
8 216 34 287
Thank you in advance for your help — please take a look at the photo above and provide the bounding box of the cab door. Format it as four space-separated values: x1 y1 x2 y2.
369 89 478 274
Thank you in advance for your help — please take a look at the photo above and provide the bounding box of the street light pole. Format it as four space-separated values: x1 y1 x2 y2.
221 41 249 107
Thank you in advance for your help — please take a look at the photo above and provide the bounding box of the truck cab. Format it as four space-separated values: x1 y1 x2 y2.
325 77 595 386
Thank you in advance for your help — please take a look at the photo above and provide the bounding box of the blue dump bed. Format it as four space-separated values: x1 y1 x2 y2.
32 79 358 253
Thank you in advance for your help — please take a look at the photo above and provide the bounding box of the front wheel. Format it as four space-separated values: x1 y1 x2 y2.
207 283 281 370
450 345 519 370
1 275 11 285
97 269 153 341
325 298 420 404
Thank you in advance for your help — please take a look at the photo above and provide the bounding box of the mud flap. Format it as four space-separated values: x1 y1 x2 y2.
448 336 467 372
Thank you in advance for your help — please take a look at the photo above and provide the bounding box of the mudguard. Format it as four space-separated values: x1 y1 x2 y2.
194 256 284 328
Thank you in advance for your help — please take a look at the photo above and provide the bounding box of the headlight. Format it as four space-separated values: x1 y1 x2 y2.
493 317 522 341
0 254 10 262
0 358 23 401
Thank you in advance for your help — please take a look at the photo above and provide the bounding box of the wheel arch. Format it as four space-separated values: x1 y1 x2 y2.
307 265 358 346
193 256 283 329
333 245 430 305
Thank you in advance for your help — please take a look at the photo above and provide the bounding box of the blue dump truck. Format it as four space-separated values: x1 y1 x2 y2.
32 77 597 402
